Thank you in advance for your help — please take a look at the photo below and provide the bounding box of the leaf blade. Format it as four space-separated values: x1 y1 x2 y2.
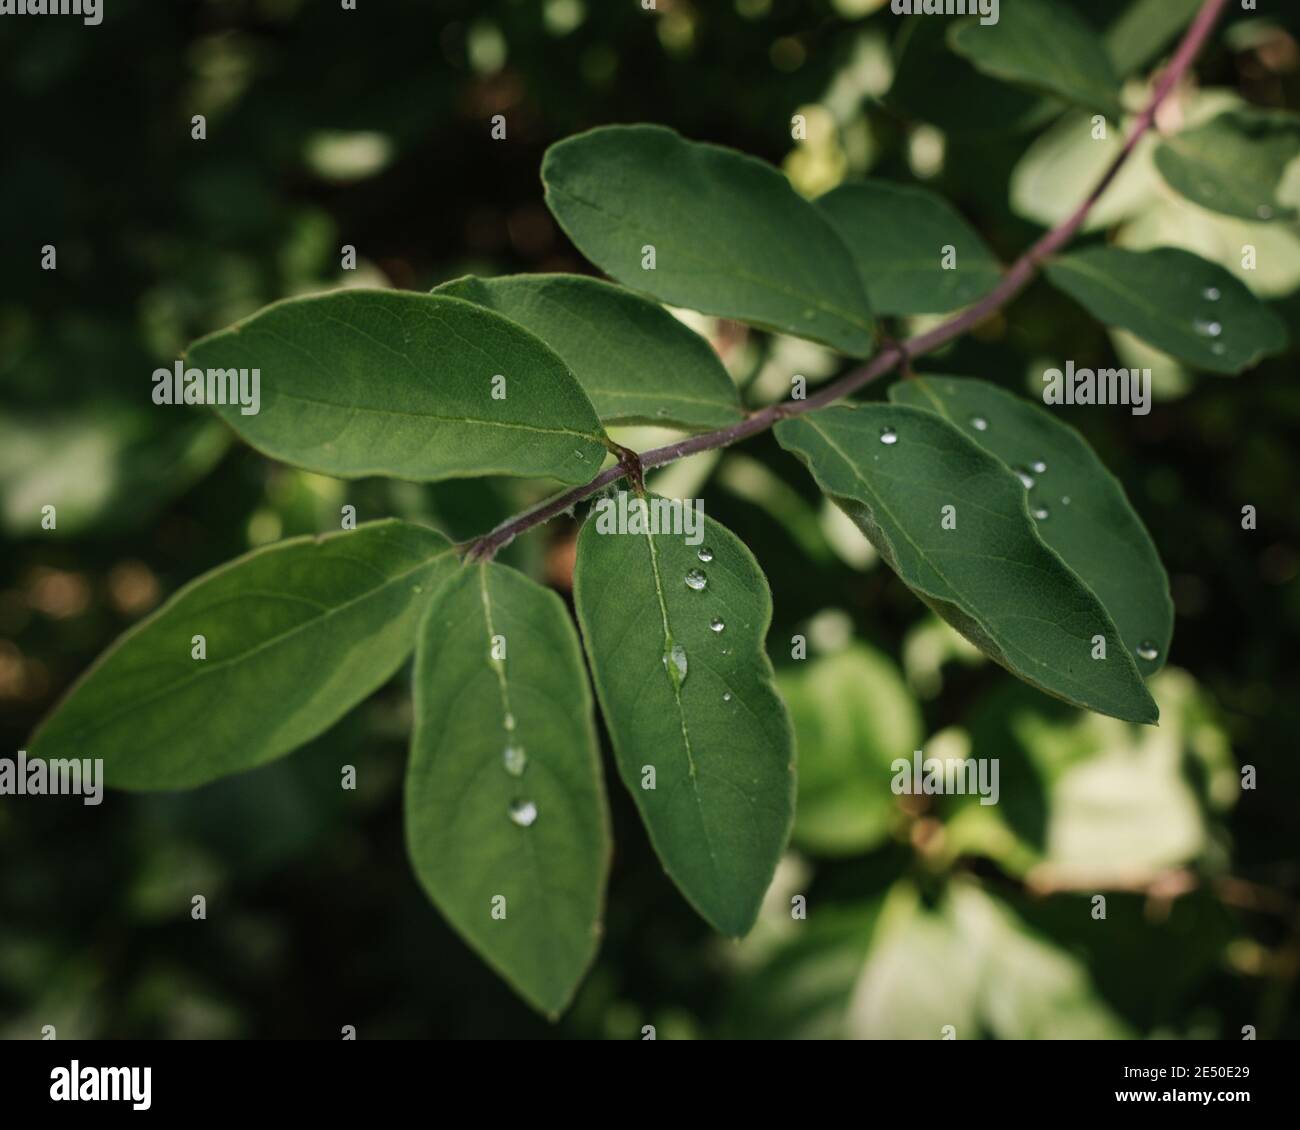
1044 246 1288 373
947 0 1124 120
1154 109 1300 223
433 273 743 429
186 289 609 483
28 520 458 789
889 376 1173 676
542 124 875 356
775 405 1158 723
406 562 610 1017
816 181 1004 316
573 494 796 936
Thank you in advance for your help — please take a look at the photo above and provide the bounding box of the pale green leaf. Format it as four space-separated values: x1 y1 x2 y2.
406 562 610 1017
572 494 795 936
1154 109 1300 223
1044 246 1288 373
889 376 1173 677
542 125 875 356
948 0 1124 120
945 670 1238 880
186 289 609 483
815 181 1003 315
433 273 743 429
28 520 458 789
775 404 1158 723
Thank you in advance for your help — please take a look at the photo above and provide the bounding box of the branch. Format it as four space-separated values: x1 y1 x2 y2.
463 0 1230 561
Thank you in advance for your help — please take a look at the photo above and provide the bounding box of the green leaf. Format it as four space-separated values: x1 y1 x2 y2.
1101 0 1202 77
542 125 875 356
433 273 743 430
185 289 609 484
1044 246 1289 373
572 493 795 936
406 562 610 1017
815 182 1003 316
948 0 1124 120
778 645 922 856
888 16 1059 138
774 405 1158 723
28 520 458 789
889 376 1173 677
1154 109 1300 223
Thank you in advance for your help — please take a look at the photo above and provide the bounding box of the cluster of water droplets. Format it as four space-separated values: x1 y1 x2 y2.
1194 286 1227 356
500 710 536 826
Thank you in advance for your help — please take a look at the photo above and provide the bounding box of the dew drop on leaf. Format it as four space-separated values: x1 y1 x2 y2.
697 547 714 563
684 568 708 591
1136 640 1160 662
508 798 538 827
1030 460 1047 474
970 416 989 431
1032 506 1050 521
662 642 689 688
722 692 733 702
709 617 725 633
1202 287 1221 302
503 712 516 731
879 426 898 445
503 745 527 777
1194 319 1223 338
1014 467 1035 489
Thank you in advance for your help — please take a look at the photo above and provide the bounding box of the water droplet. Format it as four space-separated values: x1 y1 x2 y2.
503 745 527 777
508 798 538 827
1202 287 1221 302
879 427 898 446
1257 204 1274 220
1014 467 1035 489
1061 495 1071 506
684 568 708 591
722 692 733 702
1211 342 1226 356
709 617 725 633
970 416 989 432
697 547 714 563
504 712 516 731
1194 319 1223 338
412 585 423 594
1032 506 1050 521
1030 460 1047 474
1136 640 1159 662
663 642 688 686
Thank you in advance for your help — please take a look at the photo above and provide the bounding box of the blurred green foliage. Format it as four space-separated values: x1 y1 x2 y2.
2 0 1298 1038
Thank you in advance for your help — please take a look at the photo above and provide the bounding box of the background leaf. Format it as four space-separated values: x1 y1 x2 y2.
778 644 922 856
572 494 795 937
889 376 1173 677
1044 246 1289 373
433 273 742 429
775 404 1158 723
542 125 875 356
947 0 1124 120
406 561 610 1017
28 520 458 788
1154 109 1300 223
186 289 609 484
816 181 1003 315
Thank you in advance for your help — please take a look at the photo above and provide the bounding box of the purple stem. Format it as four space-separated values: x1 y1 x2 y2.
463 0 1230 561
